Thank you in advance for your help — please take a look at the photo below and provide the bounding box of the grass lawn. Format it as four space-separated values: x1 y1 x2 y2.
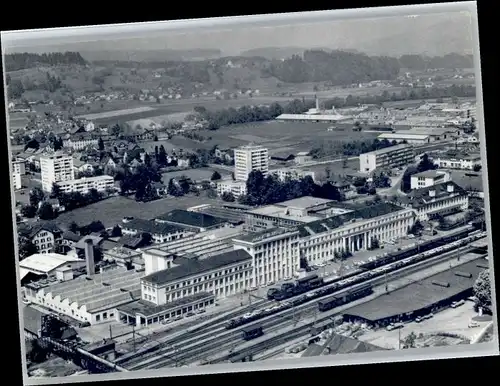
54 195 219 229
161 167 229 183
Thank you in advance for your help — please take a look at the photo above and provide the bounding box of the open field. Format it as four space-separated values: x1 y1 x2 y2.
74 106 156 120
161 167 230 183
54 195 218 229
297 86 405 98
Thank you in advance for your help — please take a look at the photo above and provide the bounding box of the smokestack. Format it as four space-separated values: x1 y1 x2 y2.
84 238 95 277
315 95 319 110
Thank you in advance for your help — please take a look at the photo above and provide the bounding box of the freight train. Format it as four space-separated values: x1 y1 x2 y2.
224 228 485 330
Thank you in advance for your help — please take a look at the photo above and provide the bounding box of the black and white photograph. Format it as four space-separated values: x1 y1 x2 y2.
2 1 498 383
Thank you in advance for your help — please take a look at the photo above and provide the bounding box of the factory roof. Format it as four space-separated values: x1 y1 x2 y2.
378 133 430 140
297 202 405 238
121 218 185 235
233 227 298 244
408 127 458 136
278 196 333 210
343 258 487 323
142 249 252 286
156 209 228 229
19 253 84 274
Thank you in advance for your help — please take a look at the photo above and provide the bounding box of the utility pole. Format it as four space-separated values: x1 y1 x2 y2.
109 325 113 340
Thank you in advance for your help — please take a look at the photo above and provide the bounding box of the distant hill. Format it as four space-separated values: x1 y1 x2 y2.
79 48 223 63
240 46 332 60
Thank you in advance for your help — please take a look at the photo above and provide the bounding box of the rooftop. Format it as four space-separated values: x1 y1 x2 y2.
117 292 215 317
122 218 185 235
302 334 385 357
278 196 333 210
19 253 84 274
233 227 298 244
18 222 62 239
297 202 406 238
23 306 45 335
411 170 447 179
402 181 467 208
104 247 142 259
344 257 487 322
156 209 228 229
378 133 430 140
142 249 252 286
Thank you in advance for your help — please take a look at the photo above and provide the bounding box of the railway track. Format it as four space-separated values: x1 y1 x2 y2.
124 245 478 369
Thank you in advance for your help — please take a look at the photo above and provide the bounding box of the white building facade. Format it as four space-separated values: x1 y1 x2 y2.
57 175 115 194
272 168 316 182
410 170 451 190
234 145 269 181
12 172 22 190
232 228 301 287
40 153 75 192
435 154 482 170
63 138 99 151
216 179 247 198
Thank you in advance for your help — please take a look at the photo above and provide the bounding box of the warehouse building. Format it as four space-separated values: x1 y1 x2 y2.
18 252 86 283
343 258 488 328
155 209 230 232
376 133 431 145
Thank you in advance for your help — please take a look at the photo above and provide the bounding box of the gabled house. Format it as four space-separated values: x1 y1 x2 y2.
18 222 63 254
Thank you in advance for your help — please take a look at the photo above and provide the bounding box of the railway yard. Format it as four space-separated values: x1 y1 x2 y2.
103 227 489 370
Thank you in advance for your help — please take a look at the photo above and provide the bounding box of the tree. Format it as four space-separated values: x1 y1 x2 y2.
69 221 79 233
98 137 105 151
167 178 184 197
18 238 37 259
29 187 45 207
158 145 168 166
28 339 49 363
8 79 25 99
50 182 62 199
473 269 491 313
221 192 235 202
111 225 122 237
21 205 37 218
207 189 218 199
211 171 222 181
38 202 56 220
473 164 481 172
401 332 418 349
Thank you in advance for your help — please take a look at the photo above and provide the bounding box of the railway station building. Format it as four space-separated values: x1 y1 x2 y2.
342 257 487 328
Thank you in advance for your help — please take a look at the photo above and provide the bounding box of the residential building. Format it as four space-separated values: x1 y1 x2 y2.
155 210 229 232
18 222 63 255
232 228 301 287
216 179 247 198
359 144 414 173
272 167 316 182
435 153 482 170
400 181 469 221
12 172 22 190
295 151 313 165
120 218 193 244
12 159 26 175
297 203 416 266
40 153 75 192
63 137 99 151
410 170 451 190
234 145 269 181
57 175 115 194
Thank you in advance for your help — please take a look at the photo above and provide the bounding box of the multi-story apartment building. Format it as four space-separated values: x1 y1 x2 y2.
232 228 301 287
359 144 414 173
272 167 316 182
12 159 26 175
18 222 62 255
40 153 75 192
56 175 115 194
12 172 22 190
401 181 469 222
297 203 416 266
410 170 451 190
234 145 269 181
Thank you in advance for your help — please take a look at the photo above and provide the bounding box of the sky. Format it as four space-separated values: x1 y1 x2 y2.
1 5 476 58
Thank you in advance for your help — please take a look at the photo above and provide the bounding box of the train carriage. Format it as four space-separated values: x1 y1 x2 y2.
242 324 264 341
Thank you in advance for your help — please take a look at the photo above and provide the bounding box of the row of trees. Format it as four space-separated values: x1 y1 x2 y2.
310 138 398 160
264 50 401 84
238 171 344 207
399 53 474 70
5 52 87 71
117 163 163 202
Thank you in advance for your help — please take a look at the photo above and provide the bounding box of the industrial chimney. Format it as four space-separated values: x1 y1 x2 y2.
84 238 95 277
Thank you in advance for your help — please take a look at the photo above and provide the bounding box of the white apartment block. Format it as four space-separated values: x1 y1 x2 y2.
12 172 22 190
232 228 301 287
40 153 75 192
234 145 269 181
272 167 316 182
216 179 247 198
359 144 414 173
410 170 451 190
63 138 99 151
298 204 416 266
12 159 26 175
57 175 115 195
435 154 481 170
